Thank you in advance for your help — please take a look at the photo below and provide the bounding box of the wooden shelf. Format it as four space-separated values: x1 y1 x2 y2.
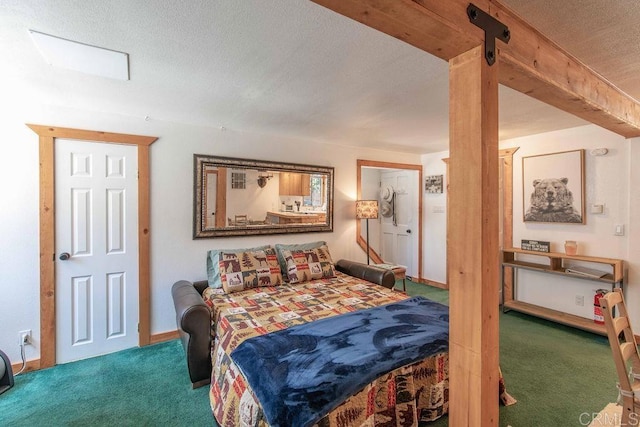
502 261 616 284
502 248 623 283
501 248 624 335
503 300 606 335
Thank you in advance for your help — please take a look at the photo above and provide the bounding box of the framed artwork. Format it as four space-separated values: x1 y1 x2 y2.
522 149 585 224
425 175 443 193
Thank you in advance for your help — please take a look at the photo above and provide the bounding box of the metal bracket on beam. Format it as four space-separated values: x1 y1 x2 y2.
467 3 510 66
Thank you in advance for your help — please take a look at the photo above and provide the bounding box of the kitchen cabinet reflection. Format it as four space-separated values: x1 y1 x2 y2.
194 155 333 238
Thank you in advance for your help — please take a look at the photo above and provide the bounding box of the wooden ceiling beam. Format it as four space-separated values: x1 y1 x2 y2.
310 0 640 137
309 0 485 61
492 2 640 138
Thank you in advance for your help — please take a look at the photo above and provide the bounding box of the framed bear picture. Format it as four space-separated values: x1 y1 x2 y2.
522 149 585 224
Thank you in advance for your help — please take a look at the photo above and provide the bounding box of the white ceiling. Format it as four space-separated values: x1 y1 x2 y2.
1 0 637 154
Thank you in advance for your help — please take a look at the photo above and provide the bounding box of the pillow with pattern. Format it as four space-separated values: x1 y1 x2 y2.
219 247 283 294
207 245 271 288
274 241 327 275
280 245 335 284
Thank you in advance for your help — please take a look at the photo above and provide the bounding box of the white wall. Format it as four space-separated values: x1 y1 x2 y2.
421 124 639 328
505 125 629 320
421 153 448 284
0 106 415 364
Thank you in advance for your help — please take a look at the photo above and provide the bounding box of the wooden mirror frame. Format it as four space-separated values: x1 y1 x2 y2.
193 155 334 238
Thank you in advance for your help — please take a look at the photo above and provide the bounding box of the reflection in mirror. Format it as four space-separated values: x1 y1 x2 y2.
194 155 334 238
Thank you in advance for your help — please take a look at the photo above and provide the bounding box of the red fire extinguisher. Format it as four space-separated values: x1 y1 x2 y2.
594 289 607 324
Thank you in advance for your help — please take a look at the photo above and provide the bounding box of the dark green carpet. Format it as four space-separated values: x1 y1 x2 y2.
402 279 618 427
0 340 210 426
0 280 618 426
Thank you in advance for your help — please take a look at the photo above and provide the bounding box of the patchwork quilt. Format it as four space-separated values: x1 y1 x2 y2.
203 272 449 427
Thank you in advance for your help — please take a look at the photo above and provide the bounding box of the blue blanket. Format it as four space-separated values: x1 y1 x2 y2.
230 296 449 427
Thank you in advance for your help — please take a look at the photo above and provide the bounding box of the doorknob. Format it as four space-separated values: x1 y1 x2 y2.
59 252 71 261
406 229 412 234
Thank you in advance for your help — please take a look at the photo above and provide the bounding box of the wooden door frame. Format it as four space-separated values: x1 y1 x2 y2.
216 167 227 227
28 124 157 370
204 169 228 228
356 159 423 280
497 147 519 251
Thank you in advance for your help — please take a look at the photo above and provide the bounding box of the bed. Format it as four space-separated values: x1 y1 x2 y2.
172 242 516 426
195 253 450 426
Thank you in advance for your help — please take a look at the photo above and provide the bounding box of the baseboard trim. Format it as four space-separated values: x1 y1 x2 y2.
11 358 41 373
149 330 179 344
7 332 180 374
415 277 448 290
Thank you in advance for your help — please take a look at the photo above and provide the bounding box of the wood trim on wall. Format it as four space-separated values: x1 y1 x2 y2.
217 167 227 227
38 134 56 368
441 158 450 288
137 144 152 347
441 147 518 289
416 277 448 290
356 159 423 279
499 147 519 304
149 330 180 345
356 234 383 264
499 147 519 249
11 358 41 374
27 124 157 369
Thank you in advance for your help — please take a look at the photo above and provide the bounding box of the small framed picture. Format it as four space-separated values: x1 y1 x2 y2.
522 149 585 224
520 239 550 253
425 175 443 193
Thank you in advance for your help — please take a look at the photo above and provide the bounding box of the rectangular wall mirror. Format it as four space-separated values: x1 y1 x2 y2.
194 155 334 238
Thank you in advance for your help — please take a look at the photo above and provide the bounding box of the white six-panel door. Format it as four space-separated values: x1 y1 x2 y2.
55 139 139 363
380 170 418 277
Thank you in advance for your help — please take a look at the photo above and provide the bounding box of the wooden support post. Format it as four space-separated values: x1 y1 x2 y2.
448 45 500 426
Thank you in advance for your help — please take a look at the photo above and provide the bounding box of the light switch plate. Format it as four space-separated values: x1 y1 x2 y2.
590 204 604 214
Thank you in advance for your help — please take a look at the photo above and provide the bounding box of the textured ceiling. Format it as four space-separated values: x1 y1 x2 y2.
500 0 640 101
0 0 636 154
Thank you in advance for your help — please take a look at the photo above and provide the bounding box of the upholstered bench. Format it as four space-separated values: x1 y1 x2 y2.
373 263 407 292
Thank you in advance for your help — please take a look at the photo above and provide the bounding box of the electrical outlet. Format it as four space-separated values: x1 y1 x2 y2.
19 329 32 346
575 295 584 306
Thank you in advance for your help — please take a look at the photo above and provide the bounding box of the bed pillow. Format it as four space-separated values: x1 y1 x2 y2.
280 244 336 284
219 247 283 294
206 245 271 288
274 241 327 275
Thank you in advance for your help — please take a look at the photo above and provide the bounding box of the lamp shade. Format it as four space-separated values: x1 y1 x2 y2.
356 200 379 219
